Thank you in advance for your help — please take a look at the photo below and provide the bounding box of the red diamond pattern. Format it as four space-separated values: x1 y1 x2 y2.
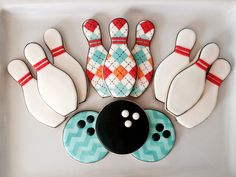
86 70 95 81
112 18 127 30
140 20 154 33
84 19 98 32
103 65 112 79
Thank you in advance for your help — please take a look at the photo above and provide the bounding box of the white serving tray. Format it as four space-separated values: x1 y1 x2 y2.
0 0 236 176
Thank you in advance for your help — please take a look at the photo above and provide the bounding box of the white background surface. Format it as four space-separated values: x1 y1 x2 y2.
0 0 236 177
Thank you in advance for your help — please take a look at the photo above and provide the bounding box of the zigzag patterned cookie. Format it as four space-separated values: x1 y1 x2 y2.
132 110 175 162
63 111 108 163
130 20 155 97
83 19 111 98
103 18 137 97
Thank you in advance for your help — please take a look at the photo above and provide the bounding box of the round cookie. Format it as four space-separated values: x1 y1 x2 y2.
96 100 149 154
63 111 108 163
132 110 175 162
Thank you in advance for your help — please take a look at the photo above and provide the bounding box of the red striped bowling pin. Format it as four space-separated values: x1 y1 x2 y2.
44 29 87 103
176 59 231 128
166 43 220 116
154 29 196 103
7 60 65 127
24 43 77 116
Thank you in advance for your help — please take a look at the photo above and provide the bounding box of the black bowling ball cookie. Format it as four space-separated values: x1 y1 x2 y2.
96 100 149 154
63 111 108 163
132 110 175 162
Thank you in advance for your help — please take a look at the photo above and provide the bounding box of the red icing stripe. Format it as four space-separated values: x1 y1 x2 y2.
135 38 150 46
18 72 31 83
195 59 210 71
33 58 50 72
33 58 47 68
175 45 191 57
111 37 127 44
18 72 33 86
89 39 102 47
207 73 222 86
50 46 65 57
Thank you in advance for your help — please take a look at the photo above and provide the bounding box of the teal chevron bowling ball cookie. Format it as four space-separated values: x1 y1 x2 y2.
132 110 175 162
63 111 108 163
96 100 149 154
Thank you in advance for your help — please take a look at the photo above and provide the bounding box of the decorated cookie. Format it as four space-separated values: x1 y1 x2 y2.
176 59 231 128
103 18 137 97
96 100 149 154
44 28 88 104
154 29 196 103
63 111 108 163
82 19 111 98
166 43 220 116
130 20 155 97
7 60 65 128
24 42 77 116
132 110 175 162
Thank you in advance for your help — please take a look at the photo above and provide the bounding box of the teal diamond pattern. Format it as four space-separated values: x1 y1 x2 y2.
92 50 106 64
134 50 147 65
112 47 128 64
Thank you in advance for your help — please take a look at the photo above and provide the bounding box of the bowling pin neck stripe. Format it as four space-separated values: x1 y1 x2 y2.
111 37 127 44
17 72 33 86
195 59 210 71
88 39 102 47
207 73 223 86
33 58 50 72
50 46 65 57
175 45 191 57
135 38 150 46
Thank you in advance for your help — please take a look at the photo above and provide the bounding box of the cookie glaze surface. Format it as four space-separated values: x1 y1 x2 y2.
96 100 149 154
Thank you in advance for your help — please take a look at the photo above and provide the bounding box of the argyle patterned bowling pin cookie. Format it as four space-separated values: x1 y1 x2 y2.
63 111 108 163
83 19 111 98
103 18 137 97
132 110 175 162
130 20 155 97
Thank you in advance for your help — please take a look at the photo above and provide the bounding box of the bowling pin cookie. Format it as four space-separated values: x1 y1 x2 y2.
96 100 149 154
82 19 111 98
7 60 65 127
132 110 175 162
24 42 77 116
44 28 88 103
166 43 220 116
130 20 155 97
154 28 196 103
63 111 108 163
103 18 137 97
176 59 231 128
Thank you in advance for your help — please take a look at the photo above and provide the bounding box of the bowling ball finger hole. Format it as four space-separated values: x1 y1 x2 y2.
87 115 95 123
152 133 160 141
163 130 171 138
132 112 140 120
87 127 95 136
121 110 129 118
77 120 86 128
156 123 164 132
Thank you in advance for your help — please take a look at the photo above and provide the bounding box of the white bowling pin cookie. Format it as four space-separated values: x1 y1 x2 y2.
103 18 137 97
154 29 196 102
44 28 88 103
130 20 155 97
176 59 231 128
7 60 65 127
82 19 111 98
166 43 220 116
24 43 77 116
